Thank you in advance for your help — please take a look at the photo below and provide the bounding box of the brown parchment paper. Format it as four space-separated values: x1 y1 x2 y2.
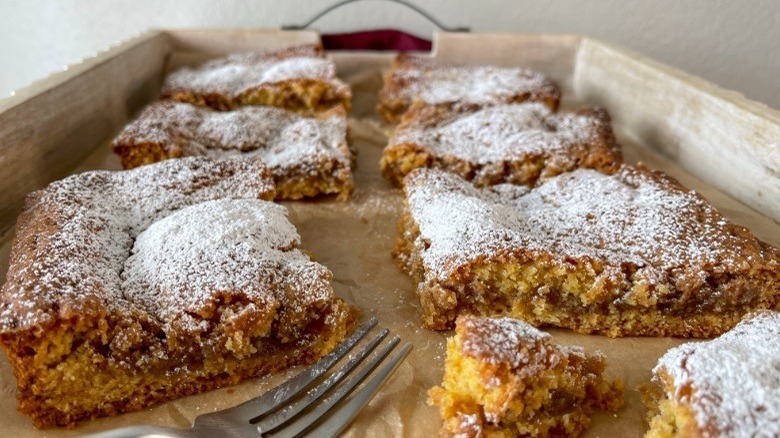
1 52 779 438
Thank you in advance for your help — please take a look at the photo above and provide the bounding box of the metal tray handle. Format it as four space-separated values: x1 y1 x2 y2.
282 0 469 32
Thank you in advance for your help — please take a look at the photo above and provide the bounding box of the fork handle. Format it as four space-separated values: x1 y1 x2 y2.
82 425 194 438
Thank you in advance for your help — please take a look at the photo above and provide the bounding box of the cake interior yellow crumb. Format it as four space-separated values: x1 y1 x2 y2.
429 329 623 437
640 378 700 438
239 80 350 114
397 210 759 337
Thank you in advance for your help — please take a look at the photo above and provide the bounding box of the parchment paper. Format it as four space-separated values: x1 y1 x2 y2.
1 53 778 438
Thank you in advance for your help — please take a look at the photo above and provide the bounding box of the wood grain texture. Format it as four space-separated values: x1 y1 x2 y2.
166 28 320 52
165 28 321 71
0 30 170 237
574 38 780 222
432 32 581 92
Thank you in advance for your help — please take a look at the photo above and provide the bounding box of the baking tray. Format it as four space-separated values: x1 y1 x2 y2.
0 29 778 437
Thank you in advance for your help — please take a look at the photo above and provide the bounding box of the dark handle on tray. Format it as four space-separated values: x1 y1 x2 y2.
282 0 469 32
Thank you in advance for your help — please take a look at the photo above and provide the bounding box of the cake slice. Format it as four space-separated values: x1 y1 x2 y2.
429 315 623 437
0 157 357 428
111 101 353 200
641 311 780 437
161 44 351 114
395 166 780 336
380 102 621 187
377 54 560 123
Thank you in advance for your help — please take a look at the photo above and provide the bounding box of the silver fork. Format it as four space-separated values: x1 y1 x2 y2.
85 317 411 438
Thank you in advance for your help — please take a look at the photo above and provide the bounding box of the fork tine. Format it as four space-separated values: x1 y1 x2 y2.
254 328 390 430
262 336 404 438
227 317 377 420
308 342 412 438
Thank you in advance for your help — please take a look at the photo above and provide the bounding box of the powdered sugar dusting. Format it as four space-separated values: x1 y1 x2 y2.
113 101 351 175
458 315 557 370
0 157 276 332
122 199 333 334
405 167 760 290
162 47 346 99
389 56 558 107
654 311 780 436
390 103 606 164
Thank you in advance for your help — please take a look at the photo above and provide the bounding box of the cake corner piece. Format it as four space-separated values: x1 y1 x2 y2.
395 165 780 336
0 157 357 428
377 54 561 124
380 102 623 188
160 44 351 114
110 101 354 201
641 310 780 438
428 315 624 437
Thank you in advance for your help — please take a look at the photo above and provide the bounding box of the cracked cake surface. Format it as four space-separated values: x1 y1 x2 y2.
380 102 621 187
161 44 351 113
0 157 356 428
378 54 560 123
112 101 353 200
395 166 780 336
642 311 780 437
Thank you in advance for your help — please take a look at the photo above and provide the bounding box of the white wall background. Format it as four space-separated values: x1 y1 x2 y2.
1 0 779 109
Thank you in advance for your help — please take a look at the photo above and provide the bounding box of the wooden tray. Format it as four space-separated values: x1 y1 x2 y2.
0 29 778 437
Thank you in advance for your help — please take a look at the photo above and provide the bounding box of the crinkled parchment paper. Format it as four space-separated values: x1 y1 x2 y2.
1 53 778 438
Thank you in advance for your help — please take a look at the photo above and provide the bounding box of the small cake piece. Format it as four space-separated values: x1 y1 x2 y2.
0 157 357 428
395 166 780 336
161 44 351 114
641 311 780 437
377 54 560 123
111 101 353 200
429 316 623 437
380 102 621 187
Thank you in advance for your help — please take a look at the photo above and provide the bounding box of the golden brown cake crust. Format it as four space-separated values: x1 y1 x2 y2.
429 316 623 437
642 311 780 437
396 166 780 336
377 54 560 123
0 158 357 428
111 101 354 200
161 44 351 114
380 102 622 187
